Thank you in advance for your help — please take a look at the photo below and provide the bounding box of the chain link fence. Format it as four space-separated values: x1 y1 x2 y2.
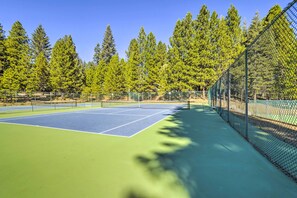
209 0 297 182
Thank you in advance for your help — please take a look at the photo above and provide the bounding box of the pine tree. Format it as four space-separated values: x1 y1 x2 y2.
103 54 124 95
216 17 233 77
125 39 140 92
0 23 7 77
247 12 275 100
3 21 30 92
50 35 83 93
31 25 51 61
168 14 192 92
82 62 95 95
193 5 215 94
26 52 49 92
246 12 262 46
93 43 101 65
144 32 157 92
100 25 116 64
226 5 245 60
155 42 168 95
263 5 297 99
91 60 106 94
137 27 147 92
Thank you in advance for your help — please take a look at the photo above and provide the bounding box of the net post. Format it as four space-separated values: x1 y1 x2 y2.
245 50 249 140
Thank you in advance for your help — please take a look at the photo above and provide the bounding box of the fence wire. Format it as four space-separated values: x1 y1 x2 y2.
209 0 297 182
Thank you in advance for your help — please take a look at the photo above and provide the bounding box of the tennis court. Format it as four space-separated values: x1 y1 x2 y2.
0 105 182 137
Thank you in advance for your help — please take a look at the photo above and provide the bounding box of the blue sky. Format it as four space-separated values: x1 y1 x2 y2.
1 0 289 62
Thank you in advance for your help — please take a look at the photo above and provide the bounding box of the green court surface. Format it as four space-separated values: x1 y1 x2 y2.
0 106 296 198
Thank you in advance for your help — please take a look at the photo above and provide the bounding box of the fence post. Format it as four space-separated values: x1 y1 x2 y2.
227 69 230 123
245 50 249 140
218 78 222 115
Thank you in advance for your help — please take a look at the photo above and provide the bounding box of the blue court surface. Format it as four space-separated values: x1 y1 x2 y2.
0 107 176 137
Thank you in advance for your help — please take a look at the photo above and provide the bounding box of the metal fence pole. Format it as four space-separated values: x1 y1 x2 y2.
245 50 249 140
227 69 230 123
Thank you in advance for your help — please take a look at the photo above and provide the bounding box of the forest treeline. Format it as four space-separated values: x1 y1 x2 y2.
0 4 295 98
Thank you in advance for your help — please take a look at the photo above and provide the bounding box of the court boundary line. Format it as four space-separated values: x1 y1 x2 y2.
100 109 169 134
0 109 178 138
0 121 129 138
73 112 147 117
129 109 180 138
0 107 139 121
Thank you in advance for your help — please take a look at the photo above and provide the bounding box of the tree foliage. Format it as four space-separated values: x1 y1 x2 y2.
101 25 116 64
49 35 83 93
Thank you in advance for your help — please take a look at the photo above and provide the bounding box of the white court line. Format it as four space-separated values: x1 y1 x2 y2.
129 109 180 138
0 107 135 121
73 112 147 117
108 108 140 114
0 121 129 138
0 111 75 121
100 109 169 134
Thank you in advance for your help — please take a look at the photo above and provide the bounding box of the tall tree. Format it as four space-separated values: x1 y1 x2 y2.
155 42 168 94
137 27 147 92
26 52 50 92
247 12 275 100
226 5 245 60
217 17 233 77
168 13 193 91
100 25 116 64
3 21 30 92
0 23 7 77
49 35 83 93
246 12 262 46
125 39 140 92
263 5 297 99
31 25 51 61
144 32 157 92
193 5 215 94
93 43 101 65
91 60 106 94
103 54 124 94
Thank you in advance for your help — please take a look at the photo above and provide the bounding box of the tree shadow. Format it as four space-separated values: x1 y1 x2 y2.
125 106 241 197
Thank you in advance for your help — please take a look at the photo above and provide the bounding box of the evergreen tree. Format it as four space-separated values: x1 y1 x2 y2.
0 23 7 76
125 39 140 92
26 52 49 92
50 35 83 93
217 17 233 77
31 25 51 61
3 21 30 92
82 62 95 95
103 54 124 94
192 5 215 94
100 25 116 64
247 12 275 100
91 60 106 94
155 42 168 94
168 14 192 91
137 27 147 92
263 5 297 99
246 12 262 46
93 43 101 65
226 5 245 60
144 32 157 92
242 20 248 46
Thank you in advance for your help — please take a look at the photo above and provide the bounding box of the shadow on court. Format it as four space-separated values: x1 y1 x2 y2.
127 106 297 198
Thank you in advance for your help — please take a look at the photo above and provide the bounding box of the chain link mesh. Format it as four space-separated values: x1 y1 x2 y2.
209 0 297 182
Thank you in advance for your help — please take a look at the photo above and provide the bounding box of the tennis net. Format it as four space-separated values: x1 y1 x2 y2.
101 100 190 110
